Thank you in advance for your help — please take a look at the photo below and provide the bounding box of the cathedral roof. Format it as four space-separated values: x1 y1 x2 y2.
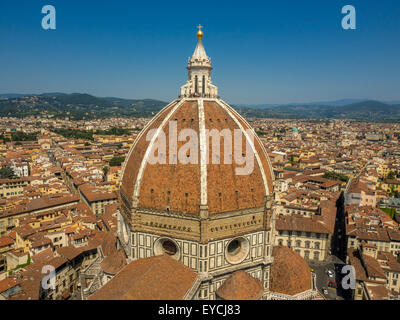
101 232 118 257
89 255 198 300
100 249 127 275
120 99 274 216
270 245 312 296
216 270 264 300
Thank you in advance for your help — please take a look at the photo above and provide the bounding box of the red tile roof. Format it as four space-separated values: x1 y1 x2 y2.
120 100 274 216
90 255 197 300
0 278 20 294
0 236 13 248
270 245 312 296
216 270 264 300
100 249 127 275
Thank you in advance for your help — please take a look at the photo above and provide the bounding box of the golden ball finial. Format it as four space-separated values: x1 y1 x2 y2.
197 24 203 41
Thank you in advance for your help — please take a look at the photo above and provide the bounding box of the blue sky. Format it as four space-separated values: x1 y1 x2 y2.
0 0 399 104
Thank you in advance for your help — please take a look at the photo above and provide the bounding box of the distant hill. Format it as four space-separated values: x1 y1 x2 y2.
235 100 400 121
240 99 369 109
1 93 400 121
0 93 168 119
0 93 68 98
386 100 400 105
0 94 34 98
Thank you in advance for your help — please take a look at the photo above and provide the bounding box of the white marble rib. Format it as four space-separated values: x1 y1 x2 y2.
198 99 208 206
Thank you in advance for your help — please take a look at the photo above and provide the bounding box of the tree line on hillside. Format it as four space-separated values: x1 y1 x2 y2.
52 127 131 140
322 171 350 183
0 167 17 179
0 132 38 142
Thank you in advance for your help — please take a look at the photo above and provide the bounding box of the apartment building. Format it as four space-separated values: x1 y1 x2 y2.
78 184 117 217
274 200 336 262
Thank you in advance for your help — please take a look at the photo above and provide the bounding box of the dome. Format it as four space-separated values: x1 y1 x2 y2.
111 28 279 301
292 127 299 133
216 270 264 300
270 245 312 296
120 98 274 216
101 249 127 275
118 27 275 247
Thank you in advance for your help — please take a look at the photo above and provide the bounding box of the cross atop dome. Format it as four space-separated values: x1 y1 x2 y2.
180 26 218 98
197 24 203 41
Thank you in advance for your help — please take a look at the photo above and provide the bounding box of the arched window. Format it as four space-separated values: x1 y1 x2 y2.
202 75 206 95
195 75 198 94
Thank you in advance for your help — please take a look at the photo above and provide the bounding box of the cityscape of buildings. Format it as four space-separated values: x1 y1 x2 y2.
1 27 400 302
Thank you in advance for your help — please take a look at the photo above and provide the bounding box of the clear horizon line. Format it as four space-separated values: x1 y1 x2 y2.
1 91 400 106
